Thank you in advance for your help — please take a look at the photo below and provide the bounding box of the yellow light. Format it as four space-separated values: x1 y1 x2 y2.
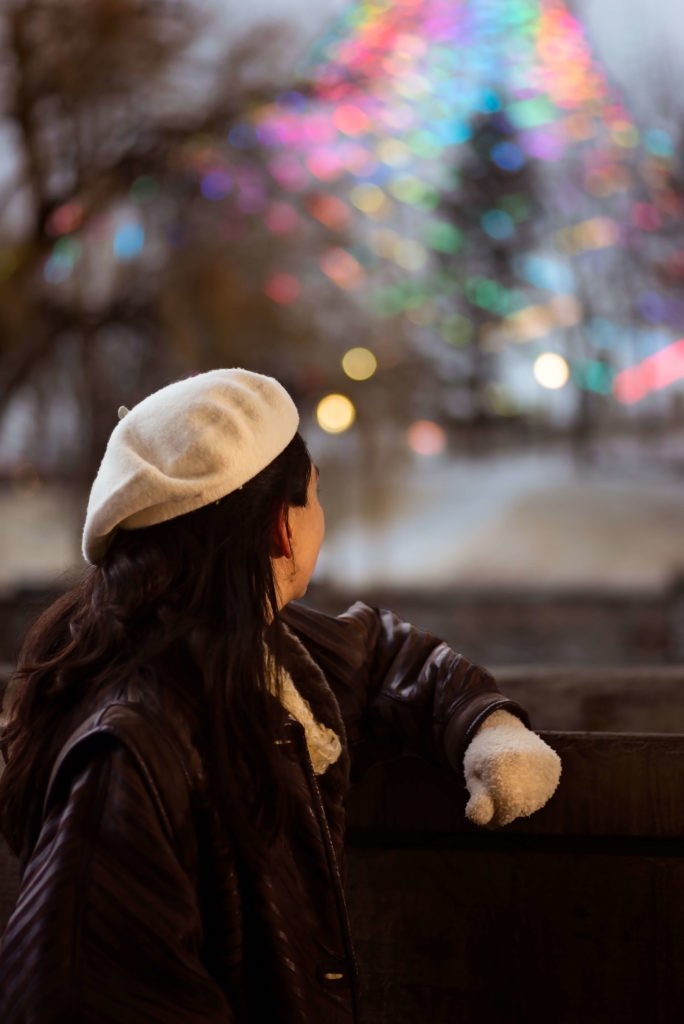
342 347 377 381
376 138 412 167
506 304 554 341
534 353 569 390
350 184 387 215
392 239 428 271
317 394 356 433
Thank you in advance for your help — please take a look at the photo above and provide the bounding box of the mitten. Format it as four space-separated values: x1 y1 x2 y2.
463 709 561 827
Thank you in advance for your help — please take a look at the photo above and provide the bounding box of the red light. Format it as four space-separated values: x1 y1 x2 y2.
613 338 684 403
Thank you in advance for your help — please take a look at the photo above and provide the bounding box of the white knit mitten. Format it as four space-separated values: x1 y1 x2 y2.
463 709 561 827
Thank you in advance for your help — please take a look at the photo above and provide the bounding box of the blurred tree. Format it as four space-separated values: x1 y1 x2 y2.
0 0 314 478
435 106 542 442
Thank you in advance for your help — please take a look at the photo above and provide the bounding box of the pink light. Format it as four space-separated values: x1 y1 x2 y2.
613 339 684 404
306 148 344 181
304 114 338 145
264 273 301 305
632 202 661 231
332 104 370 136
268 153 309 192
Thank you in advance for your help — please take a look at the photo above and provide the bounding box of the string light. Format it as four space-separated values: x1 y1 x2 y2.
180 0 683 411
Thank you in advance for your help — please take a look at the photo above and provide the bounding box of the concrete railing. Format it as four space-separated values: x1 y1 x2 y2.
345 731 684 1023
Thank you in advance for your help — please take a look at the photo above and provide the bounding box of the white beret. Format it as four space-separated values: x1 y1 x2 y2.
82 368 299 563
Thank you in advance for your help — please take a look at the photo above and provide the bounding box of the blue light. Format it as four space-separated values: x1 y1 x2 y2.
437 121 471 145
515 255 575 292
478 89 501 113
276 90 308 112
228 123 256 149
113 222 145 261
481 209 514 240
644 129 674 159
44 253 73 284
637 292 667 323
491 141 525 171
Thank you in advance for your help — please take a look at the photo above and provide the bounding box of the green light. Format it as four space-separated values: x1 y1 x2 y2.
499 289 529 315
53 236 82 262
572 360 615 394
466 277 502 312
423 221 463 254
507 95 558 130
387 178 440 211
408 130 444 159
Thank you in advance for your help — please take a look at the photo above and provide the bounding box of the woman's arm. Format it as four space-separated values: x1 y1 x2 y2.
281 600 530 778
0 739 234 1024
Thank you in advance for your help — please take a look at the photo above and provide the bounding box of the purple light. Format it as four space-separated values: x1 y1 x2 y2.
520 130 565 162
201 171 233 200
637 292 667 323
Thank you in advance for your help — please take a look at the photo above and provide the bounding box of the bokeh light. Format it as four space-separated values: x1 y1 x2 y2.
264 272 301 305
317 394 356 433
613 338 684 404
113 222 145 261
407 420 447 456
176 0 684 417
342 347 378 381
201 171 233 200
534 352 570 389
319 247 364 288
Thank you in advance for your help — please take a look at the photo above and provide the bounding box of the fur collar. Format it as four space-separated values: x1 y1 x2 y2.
277 622 351 804
277 668 342 775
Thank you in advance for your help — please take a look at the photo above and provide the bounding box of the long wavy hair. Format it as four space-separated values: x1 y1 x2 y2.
0 432 312 861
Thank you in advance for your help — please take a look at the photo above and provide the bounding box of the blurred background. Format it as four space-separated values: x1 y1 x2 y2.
2 0 684 670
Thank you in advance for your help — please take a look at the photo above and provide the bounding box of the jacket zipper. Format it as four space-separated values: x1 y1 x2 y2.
297 728 360 1021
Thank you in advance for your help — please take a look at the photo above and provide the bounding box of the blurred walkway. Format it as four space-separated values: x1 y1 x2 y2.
316 444 684 592
2 444 684 592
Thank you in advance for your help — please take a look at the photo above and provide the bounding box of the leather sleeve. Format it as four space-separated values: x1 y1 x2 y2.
281 600 530 778
0 739 234 1024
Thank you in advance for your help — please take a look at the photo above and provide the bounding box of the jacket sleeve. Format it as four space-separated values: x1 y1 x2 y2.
0 738 234 1024
281 600 530 779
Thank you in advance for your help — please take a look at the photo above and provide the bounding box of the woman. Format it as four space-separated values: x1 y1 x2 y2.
0 368 560 1022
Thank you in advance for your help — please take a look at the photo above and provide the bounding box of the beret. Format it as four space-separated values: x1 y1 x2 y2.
82 368 299 563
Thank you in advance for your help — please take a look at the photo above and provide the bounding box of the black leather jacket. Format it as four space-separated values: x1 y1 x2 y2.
0 602 527 1023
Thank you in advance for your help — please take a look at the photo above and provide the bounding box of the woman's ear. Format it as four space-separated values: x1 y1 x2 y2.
271 505 292 558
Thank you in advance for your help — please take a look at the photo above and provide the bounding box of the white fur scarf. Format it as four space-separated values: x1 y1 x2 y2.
269 658 342 775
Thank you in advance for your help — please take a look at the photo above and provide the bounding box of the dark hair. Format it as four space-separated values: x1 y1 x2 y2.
0 433 312 860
